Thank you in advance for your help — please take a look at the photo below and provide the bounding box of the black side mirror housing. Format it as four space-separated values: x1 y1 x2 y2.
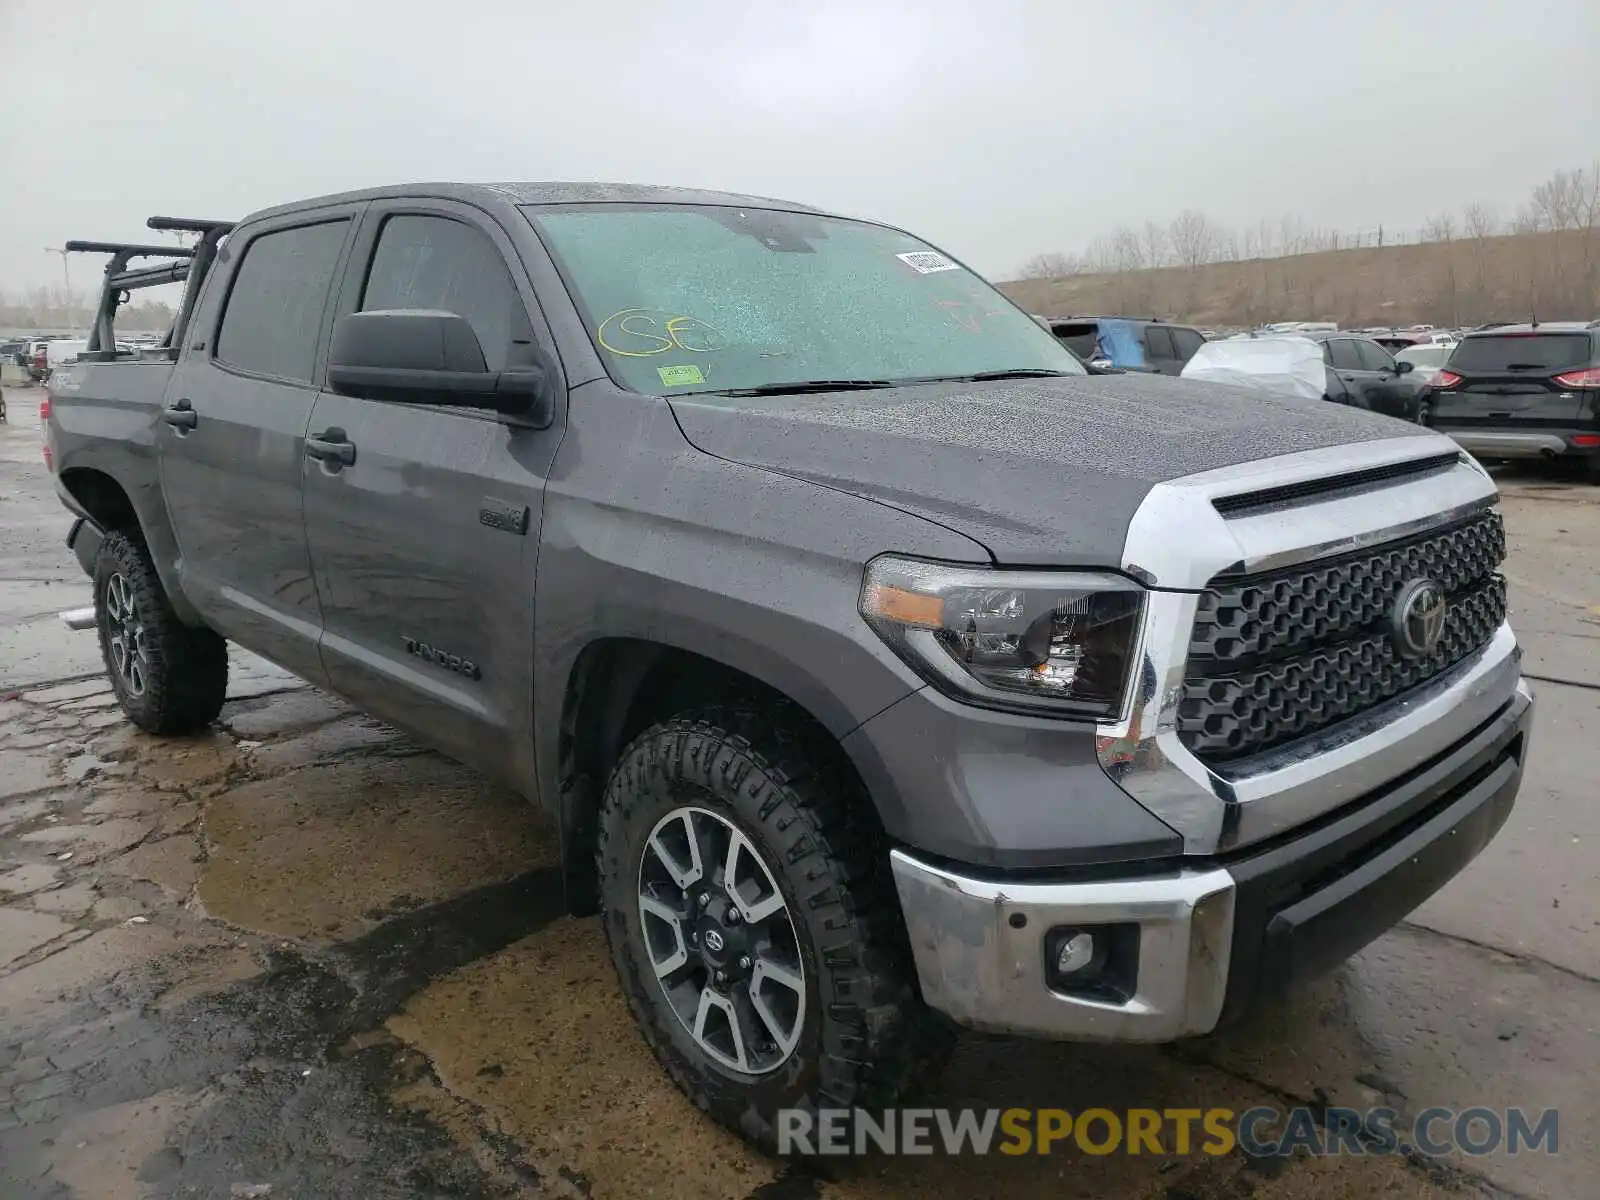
328 309 554 425
1394 359 1415 375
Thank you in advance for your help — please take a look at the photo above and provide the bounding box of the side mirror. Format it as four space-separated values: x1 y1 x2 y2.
1394 359 1415 375
328 309 553 425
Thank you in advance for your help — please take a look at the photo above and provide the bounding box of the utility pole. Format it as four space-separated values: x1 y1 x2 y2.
43 247 73 331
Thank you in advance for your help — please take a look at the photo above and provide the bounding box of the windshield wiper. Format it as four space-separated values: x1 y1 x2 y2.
709 379 901 396
923 368 1079 383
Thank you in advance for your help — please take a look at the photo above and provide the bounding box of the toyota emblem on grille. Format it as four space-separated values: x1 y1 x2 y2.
1391 578 1447 658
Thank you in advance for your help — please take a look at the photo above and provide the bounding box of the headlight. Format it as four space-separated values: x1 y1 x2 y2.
860 556 1145 719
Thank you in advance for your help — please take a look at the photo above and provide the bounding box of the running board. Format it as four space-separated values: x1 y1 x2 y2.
60 607 96 631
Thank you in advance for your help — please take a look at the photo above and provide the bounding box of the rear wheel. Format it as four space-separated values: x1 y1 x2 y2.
597 705 953 1151
1415 395 1433 426
94 530 228 734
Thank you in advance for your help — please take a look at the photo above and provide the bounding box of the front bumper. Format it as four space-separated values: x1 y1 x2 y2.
890 679 1532 1041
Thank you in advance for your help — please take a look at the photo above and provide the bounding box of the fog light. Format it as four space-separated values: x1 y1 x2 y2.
1045 923 1140 1001
1055 931 1098 975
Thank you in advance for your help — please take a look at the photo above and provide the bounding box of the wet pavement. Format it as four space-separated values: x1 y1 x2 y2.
2 385 1597 1198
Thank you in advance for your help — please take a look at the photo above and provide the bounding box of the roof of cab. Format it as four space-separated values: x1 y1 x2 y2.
240 181 828 226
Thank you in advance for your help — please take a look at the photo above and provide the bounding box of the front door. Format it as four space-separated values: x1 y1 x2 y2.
300 203 564 775
158 210 362 681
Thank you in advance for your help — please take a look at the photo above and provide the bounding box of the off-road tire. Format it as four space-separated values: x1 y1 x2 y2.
597 704 955 1153
94 529 228 734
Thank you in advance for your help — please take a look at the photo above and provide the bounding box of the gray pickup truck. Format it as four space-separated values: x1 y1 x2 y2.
46 184 1531 1149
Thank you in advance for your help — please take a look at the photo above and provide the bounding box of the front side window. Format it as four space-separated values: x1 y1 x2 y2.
361 215 525 372
524 204 1083 395
1355 340 1396 372
216 220 349 382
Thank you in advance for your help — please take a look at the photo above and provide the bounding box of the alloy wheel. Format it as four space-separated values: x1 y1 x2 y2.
104 571 149 697
636 805 806 1075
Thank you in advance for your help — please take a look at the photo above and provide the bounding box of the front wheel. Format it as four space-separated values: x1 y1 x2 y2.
597 707 953 1151
1415 396 1433 426
94 530 228 734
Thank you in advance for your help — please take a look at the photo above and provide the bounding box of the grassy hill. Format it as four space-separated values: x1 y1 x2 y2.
998 228 1599 330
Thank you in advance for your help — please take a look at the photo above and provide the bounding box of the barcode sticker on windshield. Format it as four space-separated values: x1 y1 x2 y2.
896 251 959 274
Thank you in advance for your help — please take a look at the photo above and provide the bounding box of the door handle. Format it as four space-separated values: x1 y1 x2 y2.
1340 375 1357 382
164 399 197 430
305 428 356 466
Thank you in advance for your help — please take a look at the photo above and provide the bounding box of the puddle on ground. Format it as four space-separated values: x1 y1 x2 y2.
199 754 557 942
385 919 1466 1200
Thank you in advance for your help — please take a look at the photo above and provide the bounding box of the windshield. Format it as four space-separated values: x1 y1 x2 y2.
524 204 1084 395
1397 345 1450 368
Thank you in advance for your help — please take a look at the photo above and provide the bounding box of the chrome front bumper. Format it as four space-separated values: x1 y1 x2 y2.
892 678 1533 1042
889 853 1236 1040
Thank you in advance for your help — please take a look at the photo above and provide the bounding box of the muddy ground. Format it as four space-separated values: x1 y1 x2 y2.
2 385 1596 1199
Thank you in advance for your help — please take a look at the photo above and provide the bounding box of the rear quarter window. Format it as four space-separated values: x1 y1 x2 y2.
1450 333 1593 373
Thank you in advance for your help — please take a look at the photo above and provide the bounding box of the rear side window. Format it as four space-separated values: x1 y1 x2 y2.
1051 321 1099 359
215 221 349 382
1355 340 1395 371
361 215 524 372
1328 339 1363 370
1145 326 1175 359
1450 333 1593 373
1170 328 1204 359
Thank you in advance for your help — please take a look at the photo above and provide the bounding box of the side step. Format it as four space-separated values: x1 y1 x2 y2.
60 607 96 631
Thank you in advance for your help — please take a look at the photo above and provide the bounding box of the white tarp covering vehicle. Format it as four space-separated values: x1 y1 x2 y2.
1180 336 1327 401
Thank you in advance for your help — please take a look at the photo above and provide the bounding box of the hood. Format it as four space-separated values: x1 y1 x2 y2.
669 374 1415 567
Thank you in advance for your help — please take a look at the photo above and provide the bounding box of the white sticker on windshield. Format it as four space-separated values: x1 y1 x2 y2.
896 250 960 274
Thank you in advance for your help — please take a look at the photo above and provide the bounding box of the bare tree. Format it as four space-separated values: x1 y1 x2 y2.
1018 252 1080 280
1169 210 1219 270
1141 221 1169 270
1462 203 1497 240
1423 212 1457 243
1526 167 1590 231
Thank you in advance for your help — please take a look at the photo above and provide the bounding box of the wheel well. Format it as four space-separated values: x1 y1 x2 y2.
60 468 137 533
557 639 876 914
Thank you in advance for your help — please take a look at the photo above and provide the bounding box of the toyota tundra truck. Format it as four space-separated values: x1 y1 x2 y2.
45 185 1532 1150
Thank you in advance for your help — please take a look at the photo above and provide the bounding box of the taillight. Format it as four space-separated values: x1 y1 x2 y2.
1552 367 1600 389
1434 370 1463 389
39 394 50 424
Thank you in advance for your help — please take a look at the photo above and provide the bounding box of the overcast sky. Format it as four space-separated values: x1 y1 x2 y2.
1 0 1596 293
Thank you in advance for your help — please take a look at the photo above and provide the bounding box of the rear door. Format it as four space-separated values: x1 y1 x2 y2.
1434 332 1594 428
158 208 362 681
1326 337 1382 409
1354 338 1414 419
301 200 565 774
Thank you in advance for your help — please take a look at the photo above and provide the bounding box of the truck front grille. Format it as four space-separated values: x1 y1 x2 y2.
1176 511 1506 763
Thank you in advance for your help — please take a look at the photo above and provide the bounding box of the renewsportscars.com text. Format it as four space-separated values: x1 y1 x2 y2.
777 1106 1559 1158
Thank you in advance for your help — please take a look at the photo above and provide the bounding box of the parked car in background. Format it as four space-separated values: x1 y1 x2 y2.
1045 315 1206 375
1430 322 1600 479
1396 343 1454 388
1308 332 1430 422
1180 335 1338 402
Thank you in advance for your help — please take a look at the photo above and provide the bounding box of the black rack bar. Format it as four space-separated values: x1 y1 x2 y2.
110 262 191 291
147 215 236 235
64 240 195 259
69 213 238 356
